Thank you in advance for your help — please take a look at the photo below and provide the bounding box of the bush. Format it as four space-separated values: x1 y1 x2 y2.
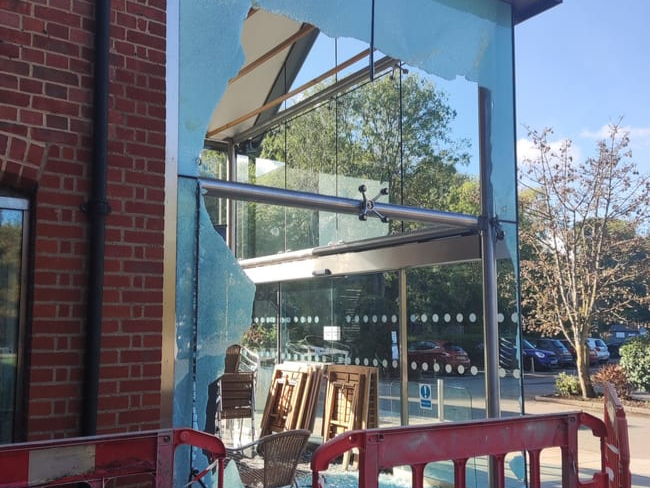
619 336 650 392
555 371 581 397
241 323 277 350
591 364 632 400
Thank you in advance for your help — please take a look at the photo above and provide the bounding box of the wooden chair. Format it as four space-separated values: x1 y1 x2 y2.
225 344 243 373
227 429 311 488
216 344 260 442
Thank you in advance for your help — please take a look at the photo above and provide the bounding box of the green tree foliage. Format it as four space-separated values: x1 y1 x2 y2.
256 72 472 238
518 123 650 398
619 336 650 392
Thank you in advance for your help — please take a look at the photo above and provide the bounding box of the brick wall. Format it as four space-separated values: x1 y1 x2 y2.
0 0 166 440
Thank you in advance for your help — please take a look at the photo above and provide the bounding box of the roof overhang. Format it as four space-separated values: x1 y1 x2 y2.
505 0 562 24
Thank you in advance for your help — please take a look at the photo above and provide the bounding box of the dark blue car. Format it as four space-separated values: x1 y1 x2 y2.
521 339 559 370
496 338 559 371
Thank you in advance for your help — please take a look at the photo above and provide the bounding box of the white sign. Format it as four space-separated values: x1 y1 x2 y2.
323 326 341 341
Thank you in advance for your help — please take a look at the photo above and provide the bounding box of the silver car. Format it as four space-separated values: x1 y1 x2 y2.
586 338 610 364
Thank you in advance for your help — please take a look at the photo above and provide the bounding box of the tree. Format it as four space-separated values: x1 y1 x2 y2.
518 123 650 398
255 72 471 244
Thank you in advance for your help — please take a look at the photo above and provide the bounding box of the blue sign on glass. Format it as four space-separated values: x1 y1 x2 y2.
419 383 432 410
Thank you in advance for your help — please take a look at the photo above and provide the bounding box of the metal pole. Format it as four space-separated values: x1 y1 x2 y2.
226 141 237 249
200 178 479 229
479 86 501 488
437 379 445 421
479 86 500 419
399 268 409 426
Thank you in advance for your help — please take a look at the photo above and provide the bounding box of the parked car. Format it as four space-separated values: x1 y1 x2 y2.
407 340 471 374
559 338 598 365
586 338 610 364
497 338 559 371
532 338 575 367
520 339 559 371
606 336 637 359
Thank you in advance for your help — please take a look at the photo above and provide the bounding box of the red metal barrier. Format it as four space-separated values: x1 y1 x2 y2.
602 383 632 488
0 428 226 488
311 386 631 488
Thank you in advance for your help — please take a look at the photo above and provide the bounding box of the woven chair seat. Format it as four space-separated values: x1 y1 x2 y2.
227 429 311 488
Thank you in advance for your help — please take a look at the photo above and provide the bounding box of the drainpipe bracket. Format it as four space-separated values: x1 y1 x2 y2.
81 199 112 216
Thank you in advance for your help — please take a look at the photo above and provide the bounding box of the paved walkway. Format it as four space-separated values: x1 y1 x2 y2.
525 397 650 488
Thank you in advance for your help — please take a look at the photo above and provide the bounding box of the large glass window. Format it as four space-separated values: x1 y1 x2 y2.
0 194 28 443
229 64 479 259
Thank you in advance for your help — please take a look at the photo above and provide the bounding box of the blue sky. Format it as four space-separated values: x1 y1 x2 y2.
287 1 649 176
515 0 650 175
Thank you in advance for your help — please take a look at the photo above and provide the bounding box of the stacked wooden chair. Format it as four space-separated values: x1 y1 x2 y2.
215 344 258 443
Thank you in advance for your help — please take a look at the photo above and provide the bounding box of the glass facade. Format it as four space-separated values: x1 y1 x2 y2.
177 7 525 484
175 0 528 484
194 0 524 423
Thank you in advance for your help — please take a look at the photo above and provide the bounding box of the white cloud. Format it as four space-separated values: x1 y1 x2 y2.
578 124 650 174
516 137 582 165
580 124 650 147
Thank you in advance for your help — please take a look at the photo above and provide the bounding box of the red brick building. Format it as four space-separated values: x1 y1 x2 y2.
1 0 168 441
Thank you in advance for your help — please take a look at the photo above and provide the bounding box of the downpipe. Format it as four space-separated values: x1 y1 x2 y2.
81 0 111 436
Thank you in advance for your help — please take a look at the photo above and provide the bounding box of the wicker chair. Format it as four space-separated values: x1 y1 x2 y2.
227 429 311 488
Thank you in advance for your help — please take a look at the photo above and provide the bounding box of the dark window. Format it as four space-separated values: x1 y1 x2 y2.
0 193 28 443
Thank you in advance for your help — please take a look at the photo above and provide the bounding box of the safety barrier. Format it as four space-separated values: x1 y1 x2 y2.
310 383 631 488
0 428 226 488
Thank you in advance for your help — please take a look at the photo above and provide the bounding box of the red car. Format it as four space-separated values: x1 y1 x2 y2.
407 340 471 374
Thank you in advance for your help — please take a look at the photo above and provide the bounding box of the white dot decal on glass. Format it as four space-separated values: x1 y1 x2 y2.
499 368 507 378
469 313 477 323
392 359 398 368
363 315 369 323
300 316 306 323
307 316 312 323
421 314 428 322
456 314 463 323
410 361 417 370
382 359 388 368
391 315 397 323
381 315 387 323
372 315 378 323
497 313 504 323
470 366 478 376
433 362 440 373
432 314 439 323
513 369 521 380
363 358 369 366
511 313 519 324
372 358 378 366
444 314 451 323
346 315 351 323
294 317 298 323
422 362 429 371
458 365 465 375
410 314 417 322
345 356 352 365
445 364 452 374
314 316 320 323
354 315 359 323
